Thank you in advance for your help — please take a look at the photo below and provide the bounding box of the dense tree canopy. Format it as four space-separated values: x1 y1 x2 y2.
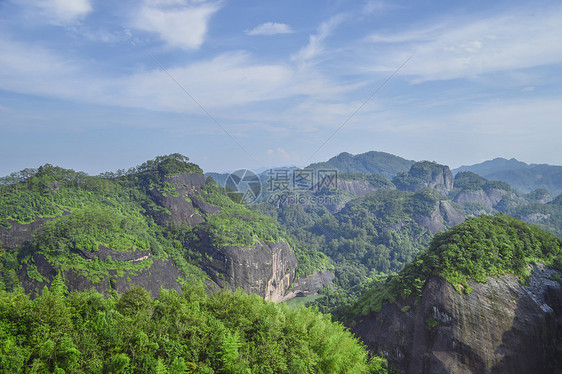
0 284 381 373
351 214 562 316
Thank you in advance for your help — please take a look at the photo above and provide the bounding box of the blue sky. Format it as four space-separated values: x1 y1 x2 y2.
1 0 561 176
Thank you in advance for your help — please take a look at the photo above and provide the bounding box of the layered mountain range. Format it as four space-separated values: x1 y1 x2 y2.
1 151 561 373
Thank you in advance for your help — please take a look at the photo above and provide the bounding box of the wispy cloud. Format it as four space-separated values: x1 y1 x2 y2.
364 7 562 81
120 51 294 111
362 1 397 15
134 0 222 50
0 27 363 124
366 23 444 43
246 22 294 36
449 98 562 136
291 14 346 66
267 147 298 162
0 37 82 98
15 0 92 24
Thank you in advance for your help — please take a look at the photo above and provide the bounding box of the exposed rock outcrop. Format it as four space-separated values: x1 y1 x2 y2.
147 174 212 227
439 200 466 227
281 271 335 301
20 252 183 298
453 188 525 213
353 268 562 374
75 245 151 262
0 218 55 250
198 240 298 302
337 179 386 197
413 201 465 234
394 162 454 196
426 167 454 195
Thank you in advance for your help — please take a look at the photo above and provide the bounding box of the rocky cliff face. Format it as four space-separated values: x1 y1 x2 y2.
281 270 335 301
394 162 454 196
0 217 55 250
413 200 465 234
152 174 298 301
147 174 212 227
337 179 386 197
453 188 524 213
353 267 562 373
198 239 298 302
20 249 184 298
427 167 454 195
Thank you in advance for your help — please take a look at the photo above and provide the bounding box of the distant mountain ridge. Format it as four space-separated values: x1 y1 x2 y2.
306 151 415 179
453 157 562 196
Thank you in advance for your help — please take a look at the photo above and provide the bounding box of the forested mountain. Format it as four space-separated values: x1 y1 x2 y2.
2 151 562 373
351 215 562 373
306 151 415 178
0 154 298 301
453 157 562 196
0 154 389 373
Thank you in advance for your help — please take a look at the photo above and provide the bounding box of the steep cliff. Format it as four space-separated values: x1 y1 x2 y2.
413 200 465 234
393 161 454 196
20 250 184 297
197 239 298 302
350 215 562 373
146 174 209 227
354 270 561 374
451 172 526 215
0 155 299 301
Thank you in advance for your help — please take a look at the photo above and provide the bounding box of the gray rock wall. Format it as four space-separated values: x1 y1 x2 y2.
353 269 562 373
199 240 298 302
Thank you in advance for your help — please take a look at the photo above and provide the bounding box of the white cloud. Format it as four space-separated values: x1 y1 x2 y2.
267 147 298 162
367 24 444 43
18 0 92 24
291 14 346 65
364 7 562 82
134 0 222 50
0 29 364 125
0 37 82 98
246 22 294 36
362 1 396 15
120 51 294 111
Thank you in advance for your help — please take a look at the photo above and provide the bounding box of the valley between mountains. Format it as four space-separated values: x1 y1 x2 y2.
1 151 561 373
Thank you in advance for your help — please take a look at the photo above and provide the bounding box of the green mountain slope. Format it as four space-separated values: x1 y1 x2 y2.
0 154 295 299
306 151 415 178
351 214 562 315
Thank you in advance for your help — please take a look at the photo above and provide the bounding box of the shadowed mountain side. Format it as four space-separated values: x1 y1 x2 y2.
353 271 562 374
